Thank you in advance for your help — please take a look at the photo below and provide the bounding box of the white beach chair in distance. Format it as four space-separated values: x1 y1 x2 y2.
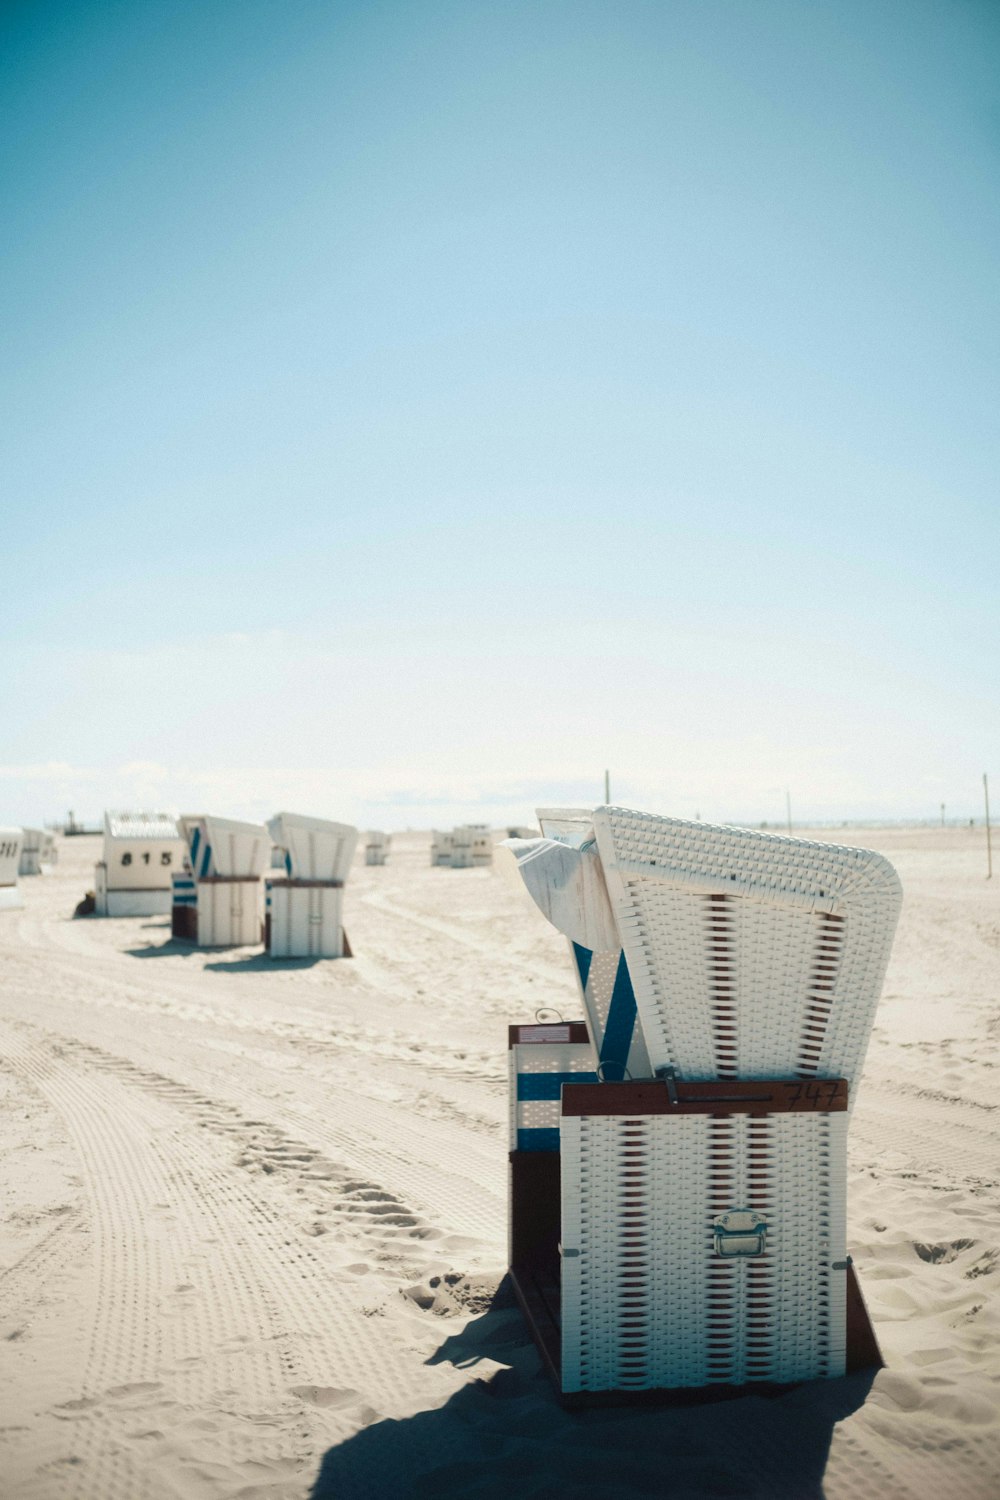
264 813 358 958
364 831 390 866
430 830 453 866
0 829 25 910
18 828 45 876
179 815 269 947
94 812 184 917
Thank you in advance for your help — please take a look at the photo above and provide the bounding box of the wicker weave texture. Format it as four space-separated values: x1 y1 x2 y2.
591 807 901 1088
560 1109 847 1392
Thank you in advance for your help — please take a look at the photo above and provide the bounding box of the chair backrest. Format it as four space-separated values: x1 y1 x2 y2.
200 816 270 878
591 806 902 1090
266 812 357 882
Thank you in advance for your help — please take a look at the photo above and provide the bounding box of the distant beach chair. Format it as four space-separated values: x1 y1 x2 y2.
93 812 184 917
364 831 390 866
432 824 493 869
505 806 899 1401
264 813 357 958
0 829 25 910
430 830 453 866
18 827 50 877
174 814 269 946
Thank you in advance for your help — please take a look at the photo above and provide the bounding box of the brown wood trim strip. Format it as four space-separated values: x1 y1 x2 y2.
560 1078 849 1115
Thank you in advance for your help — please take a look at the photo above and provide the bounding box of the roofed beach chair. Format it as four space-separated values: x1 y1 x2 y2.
174 814 269 947
503 806 900 1402
364 830 390 866
264 812 357 958
93 812 184 918
0 829 25 911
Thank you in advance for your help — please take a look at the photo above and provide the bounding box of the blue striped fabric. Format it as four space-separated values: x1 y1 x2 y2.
517 1071 598 1101
171 875 196 908
571 942 638 1082
517 1127 561 1152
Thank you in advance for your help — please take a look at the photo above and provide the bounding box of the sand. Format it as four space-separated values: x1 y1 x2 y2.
0 826 997 1499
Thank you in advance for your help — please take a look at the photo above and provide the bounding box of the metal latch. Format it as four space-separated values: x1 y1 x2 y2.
713 1209 768 1257
655 1064 680 1104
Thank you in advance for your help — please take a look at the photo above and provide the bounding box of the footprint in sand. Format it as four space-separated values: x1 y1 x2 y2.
289 1384 359 1408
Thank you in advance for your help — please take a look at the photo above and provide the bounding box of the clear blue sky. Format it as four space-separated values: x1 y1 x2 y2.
2 0 997 828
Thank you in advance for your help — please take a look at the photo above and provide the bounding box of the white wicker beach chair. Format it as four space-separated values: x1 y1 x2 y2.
506 806 899 1400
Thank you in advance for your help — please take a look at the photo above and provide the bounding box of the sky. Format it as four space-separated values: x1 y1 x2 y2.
2 0 998 830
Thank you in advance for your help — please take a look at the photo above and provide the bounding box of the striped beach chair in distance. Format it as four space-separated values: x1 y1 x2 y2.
177 815 269 948
264 813 357 958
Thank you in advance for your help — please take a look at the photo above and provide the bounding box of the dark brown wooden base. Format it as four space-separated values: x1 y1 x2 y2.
171 905 197 942
509 1148 883 1408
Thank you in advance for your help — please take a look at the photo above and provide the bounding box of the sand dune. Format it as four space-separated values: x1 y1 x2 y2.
0 827 996 1498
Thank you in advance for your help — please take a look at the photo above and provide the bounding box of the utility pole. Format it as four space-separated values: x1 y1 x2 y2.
785 790 792 835
985 773 993 880
604 769 611 805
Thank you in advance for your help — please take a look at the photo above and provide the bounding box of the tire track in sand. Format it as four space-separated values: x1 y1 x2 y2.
0 1020 460 1500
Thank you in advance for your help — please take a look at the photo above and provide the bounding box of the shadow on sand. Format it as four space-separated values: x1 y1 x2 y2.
125 938 199 959
123 943 321 970
309 1278 875 1500
202 953 323 972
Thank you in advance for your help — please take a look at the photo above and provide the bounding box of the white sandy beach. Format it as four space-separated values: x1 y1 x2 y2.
0 826 997 1499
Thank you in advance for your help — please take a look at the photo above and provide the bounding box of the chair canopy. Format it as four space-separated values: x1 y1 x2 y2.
505 805 901 1093
592 806 901 1087
199 816 270 878
266 812 357 882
